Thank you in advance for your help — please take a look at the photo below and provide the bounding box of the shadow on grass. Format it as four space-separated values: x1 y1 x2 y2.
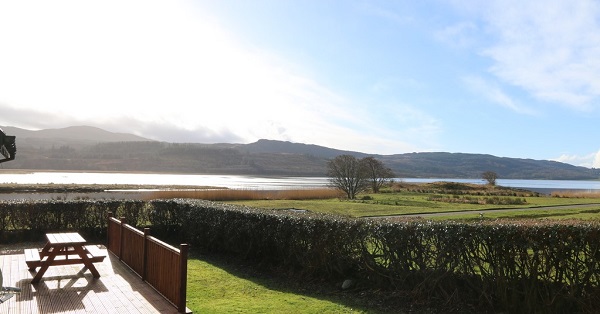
186 250 439 314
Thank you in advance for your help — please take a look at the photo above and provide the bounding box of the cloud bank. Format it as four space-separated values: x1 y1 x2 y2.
474 0 600 110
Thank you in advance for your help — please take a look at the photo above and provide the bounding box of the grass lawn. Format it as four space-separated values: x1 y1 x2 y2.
185 252 404 314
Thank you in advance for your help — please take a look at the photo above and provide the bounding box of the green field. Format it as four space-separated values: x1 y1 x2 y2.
228 191 600 220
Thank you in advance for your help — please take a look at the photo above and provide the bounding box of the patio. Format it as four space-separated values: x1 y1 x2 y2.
0 246 181 313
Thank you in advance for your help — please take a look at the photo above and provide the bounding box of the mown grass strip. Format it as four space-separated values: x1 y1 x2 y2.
186 255 378 313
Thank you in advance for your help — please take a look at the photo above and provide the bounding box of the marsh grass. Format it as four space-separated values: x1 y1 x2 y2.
551 190 600 198
145 188 343 201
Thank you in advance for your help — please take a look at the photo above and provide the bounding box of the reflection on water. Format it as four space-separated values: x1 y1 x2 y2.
0 172 329 190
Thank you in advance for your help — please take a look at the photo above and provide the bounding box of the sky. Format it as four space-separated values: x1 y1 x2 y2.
1 0 600 168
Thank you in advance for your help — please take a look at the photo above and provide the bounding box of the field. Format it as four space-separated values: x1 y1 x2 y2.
144 182 600 220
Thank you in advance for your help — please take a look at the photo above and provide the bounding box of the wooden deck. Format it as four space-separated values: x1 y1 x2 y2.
1 246 181 313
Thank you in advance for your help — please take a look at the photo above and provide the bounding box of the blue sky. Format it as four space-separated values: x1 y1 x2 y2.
1 1 599 168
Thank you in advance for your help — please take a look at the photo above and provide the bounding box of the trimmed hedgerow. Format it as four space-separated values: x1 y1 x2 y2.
0 199 146 240
168 199 365 276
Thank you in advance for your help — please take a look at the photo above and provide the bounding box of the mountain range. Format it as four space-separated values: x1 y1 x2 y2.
1 125 598 180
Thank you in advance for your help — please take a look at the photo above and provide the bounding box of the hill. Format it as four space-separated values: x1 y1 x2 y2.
2 126 151 143
379 152 598 180
1 126 598 180
241 139 368 159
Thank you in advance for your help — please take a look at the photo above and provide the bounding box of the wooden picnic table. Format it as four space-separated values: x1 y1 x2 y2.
25 232 106 284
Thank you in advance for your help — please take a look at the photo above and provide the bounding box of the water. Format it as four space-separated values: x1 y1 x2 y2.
0 172 331 200
0 172 329 190
1 171 599 195
400 178 600 191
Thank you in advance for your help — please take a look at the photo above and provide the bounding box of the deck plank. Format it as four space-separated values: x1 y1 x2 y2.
0 248 180 314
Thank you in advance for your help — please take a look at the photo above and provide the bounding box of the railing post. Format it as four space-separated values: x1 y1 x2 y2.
107 212 113 249
119 217 126 260
178 244 189 313
142 228 150 281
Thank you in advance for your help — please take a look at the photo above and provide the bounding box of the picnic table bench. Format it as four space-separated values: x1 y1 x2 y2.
25 232 106 284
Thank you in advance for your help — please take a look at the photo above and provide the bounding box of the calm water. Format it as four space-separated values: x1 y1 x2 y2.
0 172 328 190
1 171 599 193
402 178 600 191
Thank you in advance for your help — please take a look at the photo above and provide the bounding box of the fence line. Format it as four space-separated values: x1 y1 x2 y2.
107 212 189 313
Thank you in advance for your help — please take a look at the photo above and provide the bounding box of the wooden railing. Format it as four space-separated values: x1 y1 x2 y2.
107 213 189 313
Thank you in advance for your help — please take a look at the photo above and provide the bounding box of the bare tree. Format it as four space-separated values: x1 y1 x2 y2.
482 171 498 186
327 155 369 199
362 157 395 193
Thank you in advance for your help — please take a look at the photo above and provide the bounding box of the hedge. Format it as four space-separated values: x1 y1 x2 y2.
1 199 599 312
0 199 146 241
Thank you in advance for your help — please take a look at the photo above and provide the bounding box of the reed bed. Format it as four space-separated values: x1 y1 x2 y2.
551 190 600 198
144 188 343 201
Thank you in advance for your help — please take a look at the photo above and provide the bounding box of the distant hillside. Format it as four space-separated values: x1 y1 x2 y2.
2 125 152 144
241 139 368 159
1 126 598 180
379 152 599 180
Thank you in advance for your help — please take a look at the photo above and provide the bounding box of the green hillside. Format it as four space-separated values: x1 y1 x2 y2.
2 126 599 180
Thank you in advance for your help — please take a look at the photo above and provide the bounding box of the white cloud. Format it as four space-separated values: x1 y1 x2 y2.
435 21 479 49
463 76 537 115
360 3 414 25
475 0 600 110
369 77 423 94
554 151 600 168
594 151 600 168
